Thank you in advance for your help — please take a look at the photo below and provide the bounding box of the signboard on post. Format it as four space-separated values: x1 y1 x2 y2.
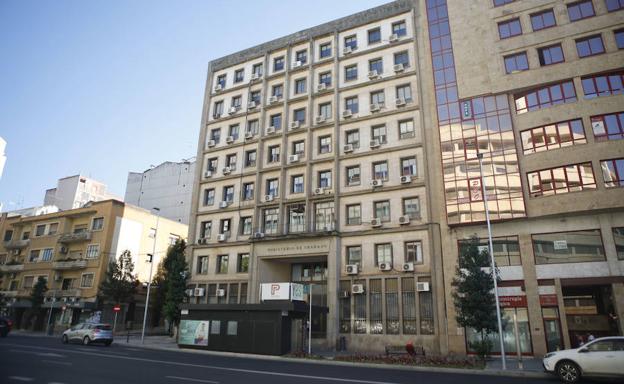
113 305 121 312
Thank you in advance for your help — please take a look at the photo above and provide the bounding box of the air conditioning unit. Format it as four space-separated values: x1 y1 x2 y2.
222 167 232 175
217 233 227 242
393 63 404 73
251 73 260 81
225 136 234 144
369 139 380 148
342 110 352 118
219 201 230 209
317 83 327 92
269 95 279 104
370 103 381 112
371 179 383 188
245 131 254 139
293 60 303 68
395 98 406 107
368 70 379 80
313 187 325 195
204 170 213 178
254 232 265 239
60 246 68 254
289 121 300 130
288 154 299 163
343 46 354 55
343 144 354 153
194 288 205 297
389 33 399 43
371 218 382 227
402 262 415 272
400 175 412 184
264 194 274 202
398 215 411 225
185 289 194 297
351 284 364 294
228 107 238 115
266 126 276 135
345 264 359 275
315 115 326 124
216 289 226 297
207 140 216 148
379 262 392 271
214 84 223 92
54 272 63 282
416 282 430 292
248 101 257 109
197 238 207 245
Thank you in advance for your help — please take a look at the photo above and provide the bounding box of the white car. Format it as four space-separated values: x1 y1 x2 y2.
543 336 624 383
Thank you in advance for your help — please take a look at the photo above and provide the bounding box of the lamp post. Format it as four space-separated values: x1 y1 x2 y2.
477 153 506 370
308 283 313 355
141 207 160 344
46 288 57 335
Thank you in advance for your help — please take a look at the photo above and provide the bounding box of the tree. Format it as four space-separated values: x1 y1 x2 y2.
162 239 189 333
30 276 48 310
99 250 138 306
150 260 166 327
452 236 500 359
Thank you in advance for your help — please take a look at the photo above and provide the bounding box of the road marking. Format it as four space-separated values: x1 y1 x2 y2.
166 376 219 384
124 348 142 351
8 377 34 382
42 360 73 366
2 343 400 384
9 349 67 358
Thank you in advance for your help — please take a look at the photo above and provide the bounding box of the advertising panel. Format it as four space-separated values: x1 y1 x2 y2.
178 320 209 346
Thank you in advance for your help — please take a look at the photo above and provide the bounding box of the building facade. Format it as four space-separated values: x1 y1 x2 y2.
0 200 187 330
44 174 120 211
187 0 624 355
125 160 196 224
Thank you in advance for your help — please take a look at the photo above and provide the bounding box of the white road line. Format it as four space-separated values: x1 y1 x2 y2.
42 360 73 366
3 343 400 384
166 376 219 384
8 377 34 382
124 348 142 351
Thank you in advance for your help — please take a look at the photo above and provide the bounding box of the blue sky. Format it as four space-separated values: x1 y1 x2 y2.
0 0 388 210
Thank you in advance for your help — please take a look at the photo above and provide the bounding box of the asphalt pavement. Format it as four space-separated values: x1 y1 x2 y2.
0 334 559 384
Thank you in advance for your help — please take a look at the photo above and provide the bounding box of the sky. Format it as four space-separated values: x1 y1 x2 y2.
0 0 388 211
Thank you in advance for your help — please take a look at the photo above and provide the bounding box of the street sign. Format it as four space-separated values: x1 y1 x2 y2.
113 305 121 312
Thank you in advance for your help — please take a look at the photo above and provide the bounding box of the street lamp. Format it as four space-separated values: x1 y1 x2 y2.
477 153 506 370
141 207 160 344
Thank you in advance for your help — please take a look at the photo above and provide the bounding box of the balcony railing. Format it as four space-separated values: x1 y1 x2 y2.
3 239 30 249
0 263 24 272
46 288 82 298
58 231 92 243
53 259 88 270
0 290 18 297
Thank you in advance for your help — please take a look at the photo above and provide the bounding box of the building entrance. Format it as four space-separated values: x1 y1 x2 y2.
563 285 619 347
291 262 327 338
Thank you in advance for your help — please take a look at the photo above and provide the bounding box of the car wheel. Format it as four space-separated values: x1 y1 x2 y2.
62 335 68 344
83 336 91 346
557 360 581 383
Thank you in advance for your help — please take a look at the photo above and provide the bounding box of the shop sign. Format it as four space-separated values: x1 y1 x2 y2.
255 239 329 257
261 282 305 301
469 178 482 202
553 240 567 250
498 295 527 308
178 320 209 346
540 294 558 306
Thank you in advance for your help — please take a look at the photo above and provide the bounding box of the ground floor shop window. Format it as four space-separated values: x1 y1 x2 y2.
354 279 367 334
466 307 532 354
543 307 563 352
402 277 417 334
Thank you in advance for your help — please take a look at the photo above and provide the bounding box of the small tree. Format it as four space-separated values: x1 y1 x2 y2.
162 239 189 334
452 236 500 359
150 260 166 327
99 250 138 307
30 276 48 309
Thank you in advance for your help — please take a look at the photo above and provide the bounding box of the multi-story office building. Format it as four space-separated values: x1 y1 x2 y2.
0 200 187 329
187 0 624 355
125 160 196 224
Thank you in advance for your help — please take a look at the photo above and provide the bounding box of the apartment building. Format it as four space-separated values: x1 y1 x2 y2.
0 200 187 329
187 0 624 355
44 174 120 211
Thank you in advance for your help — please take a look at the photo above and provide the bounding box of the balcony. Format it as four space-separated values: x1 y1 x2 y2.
53 259 88 270
58 231 92 243
3 239 30 249
0 263 24 272
46 288 82 298
0 290 18 298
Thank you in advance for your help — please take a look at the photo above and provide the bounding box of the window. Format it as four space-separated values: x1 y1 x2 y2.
216 74 226 88
268 145 280 163
375 243 392 266
498 18 522 39
22 276 34 289
531 9 556 31
405 241 422 263
22 231 30 240
293 140 305 156
403 197 420 219
392 20 407 37
197 256 208 274
372 125 387 144
520 119 586 154
35 225 45 237
295 78 306 95
226 153 237 169
353 279 366 333
601 158 624 187
231 95 242 109
247 119 259 135
346 204 361 225
345 130 360 149
533 230 605 264
344 65 357 81
346 246 361 266
274 56 284 72
263 208 279 234
368 27 381 44
292 175 304 194
272 84 283 98
504 52 529 73
528 162 596 197
538 44 564 66
374 200 391 222
401 277 417 334
370 279 383 334
249 91 261 104
234 69 244 83
345 96 358 114
346 166 361 186
319 43 331 58
295 49 307 64
394 51 409 67
319 170 331 188
46 223 58 236
401 157 417 176
606 0 624 11
386 278 399 334
216 255 228 274
213 101 223 118
270 113 282 129
369 58 383 74
344 35 357 50
613 227 624 260
616 29 624 49
242 183 254 201
240 217 252 235
399 120 415 139
373 161 389 181
319 72 331 87
459 236 521 266
199 221 212 239
288 204 306 233
567 1 595 21
318 103 332 120
220 218 231 235
245 150 257 167
237 254 249 273
226 125 239 142
396 84 412 103
223 185 234 202
210 128 221 144
266 179 279 197
85 244 99 259
319 135 332 154
514 80 577 114
370 90 385 106
252 63 263 77
294 108 306 124
40 248 53 261
3 230 13 242
80 273 94 288
494 0 515 6
576 35 605 57
314 201 335 231
590 112 624 140
73 224 88 234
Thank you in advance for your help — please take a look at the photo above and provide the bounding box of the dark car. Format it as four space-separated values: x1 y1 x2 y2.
0 316 13 337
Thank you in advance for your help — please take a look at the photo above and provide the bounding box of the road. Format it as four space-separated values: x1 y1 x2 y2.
0 335 557 384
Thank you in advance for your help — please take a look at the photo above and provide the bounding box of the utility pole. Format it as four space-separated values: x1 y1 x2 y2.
141 207 160 344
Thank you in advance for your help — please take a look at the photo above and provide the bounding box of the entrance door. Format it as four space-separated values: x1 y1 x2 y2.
543 307 563 352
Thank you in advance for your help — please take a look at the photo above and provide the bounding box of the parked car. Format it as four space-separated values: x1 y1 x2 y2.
0 316 13 337
61 323 113 346
543 336 624 383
